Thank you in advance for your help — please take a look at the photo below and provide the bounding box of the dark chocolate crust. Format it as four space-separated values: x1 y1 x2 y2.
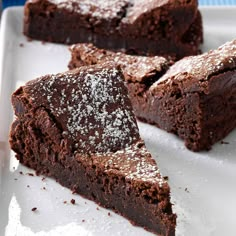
9 64 176 235
23 0 203 59
68 40 236 151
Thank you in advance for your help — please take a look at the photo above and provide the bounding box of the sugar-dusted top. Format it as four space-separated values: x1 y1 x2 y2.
121 0 198 31
29 0 197 25
70 43 169 83
80 141 168 187
44 0 129 19
155 39 236 86
24 65 140 154
124 0 169 23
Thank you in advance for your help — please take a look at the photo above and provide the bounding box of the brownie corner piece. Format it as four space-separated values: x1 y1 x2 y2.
9 63 176 235
149 39 236 151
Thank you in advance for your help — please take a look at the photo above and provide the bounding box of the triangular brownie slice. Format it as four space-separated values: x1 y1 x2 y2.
9 64 176 235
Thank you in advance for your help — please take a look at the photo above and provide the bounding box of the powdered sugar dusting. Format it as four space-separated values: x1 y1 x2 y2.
47 0 129 19
109 54 167 83
125 0 169 22
71 43 168 83
94 141 166 187
25 66 140 154
156 39 236 85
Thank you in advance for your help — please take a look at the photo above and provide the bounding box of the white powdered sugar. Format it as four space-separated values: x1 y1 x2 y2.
26 66 139 154
96 141 166 186
155 39 236 86
47 0 129 19
107 53 167 82
71 43 168 83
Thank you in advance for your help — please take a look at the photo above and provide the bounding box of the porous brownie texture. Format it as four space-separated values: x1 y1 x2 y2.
23 0 203 59
9 64 176 235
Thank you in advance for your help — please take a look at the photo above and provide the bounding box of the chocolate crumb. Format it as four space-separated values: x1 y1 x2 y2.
85 202 87 204
14 178 18 181
31 207 37 212
71 199 75 204
185 188 189 193
19 43 24 47
221 140 229 144
27 173 34 176
42 177 46 181
82 219 85 222
108 212 111 216
63 201 67 204
27 185 30 188
43 187 46 190
19 171 23 175
163 176 169 180
96 207 99 210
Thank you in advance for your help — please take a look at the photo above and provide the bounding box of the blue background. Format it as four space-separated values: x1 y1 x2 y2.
2 0 236 9
199 0 236 5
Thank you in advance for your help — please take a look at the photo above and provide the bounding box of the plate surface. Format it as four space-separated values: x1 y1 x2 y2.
0 6 236 236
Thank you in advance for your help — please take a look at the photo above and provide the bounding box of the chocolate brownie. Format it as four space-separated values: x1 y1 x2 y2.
68 43 171 122
147 39 236 151
9 64 176 235
23 0 203 59
68 40 236 151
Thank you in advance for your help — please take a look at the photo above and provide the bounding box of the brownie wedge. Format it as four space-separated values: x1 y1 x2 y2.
148 39 236 151
9 64 176 235
23 0 202 59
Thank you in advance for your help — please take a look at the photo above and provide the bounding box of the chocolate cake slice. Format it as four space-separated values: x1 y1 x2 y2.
23 0 203 59
147 39 236 151
68 43 172 121
9 64 176 235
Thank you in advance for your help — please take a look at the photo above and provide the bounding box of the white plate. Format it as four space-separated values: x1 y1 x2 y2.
0 6 236 236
